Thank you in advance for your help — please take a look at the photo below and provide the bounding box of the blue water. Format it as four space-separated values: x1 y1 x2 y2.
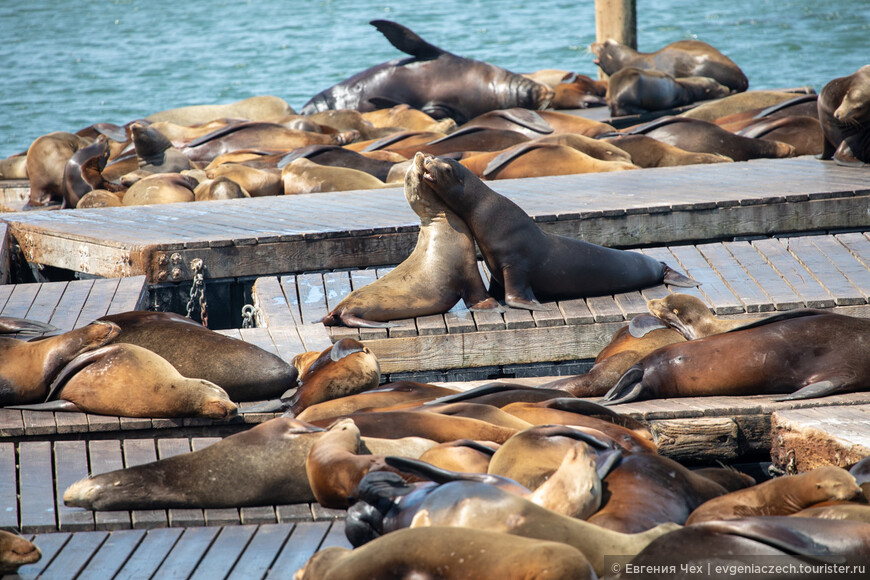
1 0 868 157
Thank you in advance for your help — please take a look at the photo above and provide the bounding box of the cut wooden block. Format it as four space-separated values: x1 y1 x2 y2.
770 405 870 472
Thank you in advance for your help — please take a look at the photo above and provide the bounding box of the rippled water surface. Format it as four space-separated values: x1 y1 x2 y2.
1 0 868 156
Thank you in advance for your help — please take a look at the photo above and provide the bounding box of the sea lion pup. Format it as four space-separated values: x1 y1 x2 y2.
26 131 92 207
63 416 436 510
296 527 595 580
588 453 735 533
419 154 697 310
0 320 120 405
646 293 765 340
321 152 499 328
590 38 748 93
602 133 732 167
13 343 238 419
543 314 686 397
0 316 57 335
603 310 870 405
98 311 297 402
347 472 680 577
0 530 41 575
606 67 732 116
685 466 863 525
818 64 870 166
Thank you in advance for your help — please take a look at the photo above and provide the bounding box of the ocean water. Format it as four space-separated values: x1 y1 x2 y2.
1 0 868 157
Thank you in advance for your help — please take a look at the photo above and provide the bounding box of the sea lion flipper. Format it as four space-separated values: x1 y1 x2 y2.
4 400 83 413
595 448 623 479
628 313 670 338
483 143 551 179
322 311 396 329
0 316 58 335
494 109 553 134
600 366 646 406
661 263 700 288
370 20 445 61
422 382 518 406
238 399 285 413
725 308 828 333
330 338 367 362
833 141 868 167
774 380 841 402
467 297 503 312
44 346 114 402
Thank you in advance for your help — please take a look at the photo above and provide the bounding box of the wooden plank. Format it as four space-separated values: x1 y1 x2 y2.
106 275 148 314
227 523 296 580
837 232 870 269
267 326 307 362
724 240 803 310
0 221 9 284
38 529 109 580
240 506 279 525
54 440 95 531
240 326 280 356
811 236 870 300
189 525 258 580
113 527 184 580
296 273 329 325
696 242 773 313
502 306 535 330
585 296 624 322
531 301 567 327
0 284 13 313
75 278 121 327
157 439 205 527
22 410 57 436
557 298 594 325
323 271 352 313
252 276 298 328
783 236 866 306
86 412 121 433
0 443 18 529
0 408 24 437
48 279 95 330
753 238 835 308
416 313 448 335
152 525 221 580
1 282 40 318
25 281 67 323
640 247 708 302
15 532 71 580
122 439 168 529
348 269 387 340
88 440 131 530
666 244 744 314
19 441 57 533
612 290 648 319
321 520 354 550
54 411 90 435
266 522 331 580
76 528 147 580
296 322 334 353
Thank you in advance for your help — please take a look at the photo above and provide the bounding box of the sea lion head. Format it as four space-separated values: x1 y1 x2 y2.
0 530 41 574
834 66 870 123
647 294 711 340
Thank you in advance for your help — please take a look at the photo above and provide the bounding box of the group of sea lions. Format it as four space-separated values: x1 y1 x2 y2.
3 21 867 211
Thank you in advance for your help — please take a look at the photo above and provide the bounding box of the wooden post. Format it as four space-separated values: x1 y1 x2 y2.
595 0 637 80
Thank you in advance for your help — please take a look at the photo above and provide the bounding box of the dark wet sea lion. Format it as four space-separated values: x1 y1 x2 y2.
602 134 732 167
0 320 119 405
646 293 764 340
736 114 824 156
295 527 595 580
301 20 553 125
591 38 748 92
0 530 41 575
26 131 92 206
627 116 795 161
818 64 870 165
128 121 191 175
278 144 399 181
603 310 870 404
99 311 297 401
606 67 732 116
685 466 863 525
62 135 112 208
419 153 697 310
322 152 498 327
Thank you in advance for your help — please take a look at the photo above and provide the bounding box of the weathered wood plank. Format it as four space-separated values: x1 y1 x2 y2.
75 278 121 327
253 276 298 328
226 523 296 580
152 525 220 580
54 441 95 532
157 439 205 528
266 522 331 580
812 236 870 300
113 527 183 580
49 279 95 330
106 275 148 314
783 236 866 305
16 532 71 580
724 241 803 309
667 244 744 314
1 282 40 318
696 242 773 312
88 440 131 530
770 405 870 472
38 529 109 580
75 528 147 580
25 281 67 323
19 441 57 533
188 525 258 580
0 443 18 529
752 238 835 308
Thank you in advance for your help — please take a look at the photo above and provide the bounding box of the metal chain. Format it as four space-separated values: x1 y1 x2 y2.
241 304 259 329
185 258 208 327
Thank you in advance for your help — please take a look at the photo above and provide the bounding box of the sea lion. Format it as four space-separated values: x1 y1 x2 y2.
606 67 732 116
277 144 400 182
0 530 41 575
537 110 616 136
589 452 732 532
128 121 191 176
17 343 238 419
791 503 870 523
63 416 435 510
295 527 595 580
418 153 698 310
360 104 458 133
301 20 553 125
591 38 748 92
295 382 458 423
193 175 251 201
691 466 757 492
99 311 297 402
522 71 607 109
121 173 196 205
603 310 870 404
851 455 870 500
408 125 531 157
421 382 580 408
713 93 820 131
602 134 732 167
61 135 112 208
0 317 56 335
283 338 380 417
736 114 825 156
416 439 498 474
281 158 388 195
75 189 124 208
0 320 119 405
206 163 282 197
646 293 764 340
458 108 555 139
685 466 862 525
25 131 92 207
321 152 499 327
543 315 686 397
0 153 27 179
681 90 813 122
145 95 294 126
347 473 680 577
465 140 637 180
627 116 795 161
818 65 870 165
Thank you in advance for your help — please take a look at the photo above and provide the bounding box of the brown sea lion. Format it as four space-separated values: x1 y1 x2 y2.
0 317 56 335
321 152 498 327
417 439 498 474
713 93 819 131
295 382 458 423
736 114 825 156
75 189 124 208
26 131 92 206
589 453 732 532
791 503 870 523
206 163 282 197
281 158 387 194
121 173 196 205
818 65 870 165
408 125 531 157
347 473 680 577
646 293 765 340
522 71 607 109
419 153 697 310
602 134 732 167
423 401 534 431
99 311 297 402
28 343 237 419
0 153 28 179
61 135 113 208
682 90 813 122
277 144 400 182
591 38 748 92
360 104 457 133
536 110 616 136
606 67 732 116
543 315 686 397
692 466 757 492
459 108 555 138
465 140 637 180
301 20 553 125
0 530 41 575
193 175 251 201
851 455 870 500
420 382 581 408
145 95 294 126
0 320 119 405
685 466 863 525
603 310 870 404
627 116 795 161
295 527 595 580
129 121 191 175
63 416 435 510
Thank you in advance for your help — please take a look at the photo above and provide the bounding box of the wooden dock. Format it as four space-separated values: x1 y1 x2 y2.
770 404 870 473
1 156 868 284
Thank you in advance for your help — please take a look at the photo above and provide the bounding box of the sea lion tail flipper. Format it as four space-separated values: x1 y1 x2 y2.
238 399 286 414
0 317 58 335
43 346 114 402
4 400 83 413
369 20 445 60
384 456 465 484
467 297 503 313
661 263 700 288
421 382 518 406
330 338 367 362
321 311 395 329
600 366 646 406
595 449 623 479
628 313 670 338
774 380 841 402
